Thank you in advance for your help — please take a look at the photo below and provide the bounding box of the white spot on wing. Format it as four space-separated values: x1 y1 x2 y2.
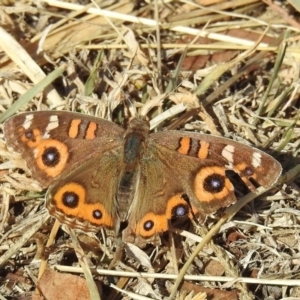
252 152 262 168
225 162 234 169
44 115 59 138
221 145 235 163
22 114 34 130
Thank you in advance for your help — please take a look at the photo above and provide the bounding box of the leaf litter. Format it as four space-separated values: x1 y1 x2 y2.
0 0 299 299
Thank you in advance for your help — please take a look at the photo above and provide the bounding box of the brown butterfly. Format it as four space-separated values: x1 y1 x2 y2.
4 111 282 245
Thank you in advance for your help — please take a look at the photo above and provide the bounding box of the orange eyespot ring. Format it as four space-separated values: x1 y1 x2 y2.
35 139 69 177
19 128 43 148
166 194 191 219
54 183 85 215
135 213 168 238
194 166 233 202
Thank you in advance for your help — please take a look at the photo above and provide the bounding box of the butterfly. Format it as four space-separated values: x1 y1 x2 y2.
4 111 282 246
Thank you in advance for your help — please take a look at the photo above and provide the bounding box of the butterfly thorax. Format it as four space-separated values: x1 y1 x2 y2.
123 116 149 166
117 116 150 220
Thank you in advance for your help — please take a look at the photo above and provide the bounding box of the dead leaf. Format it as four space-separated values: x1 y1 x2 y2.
38 269 94 300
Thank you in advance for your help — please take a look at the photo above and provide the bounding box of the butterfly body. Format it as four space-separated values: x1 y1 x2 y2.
4 111 282 245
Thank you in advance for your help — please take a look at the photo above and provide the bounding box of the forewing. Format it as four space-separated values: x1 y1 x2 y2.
4 111 125 187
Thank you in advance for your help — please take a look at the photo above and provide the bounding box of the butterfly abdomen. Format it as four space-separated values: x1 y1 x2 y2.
117 117 150 219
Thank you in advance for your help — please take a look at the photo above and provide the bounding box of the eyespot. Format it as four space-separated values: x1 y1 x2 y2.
143 220 154 231
135 213 168 238
35 139 69 177
25 130 33 139
20 128 43 147
166 194 192 219
132 194 193 239
42 146 60 167
51 182 114 228
234 163 258 183
244 167 254 176
54 183 85 214
92 209 102 220
172 204 188 217
204 174 225 193
193 166 234 203
62 191 79 208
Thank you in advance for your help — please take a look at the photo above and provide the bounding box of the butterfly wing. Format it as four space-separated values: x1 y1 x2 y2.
4 111 125 187
46 152 124 233
151 130 282 189
123 130 282 244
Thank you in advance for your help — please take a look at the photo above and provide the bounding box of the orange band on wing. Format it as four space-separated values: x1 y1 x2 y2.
68 119 81 138
178 137 190 155
197 141 210 159
233 162 248 173
85 122 97 140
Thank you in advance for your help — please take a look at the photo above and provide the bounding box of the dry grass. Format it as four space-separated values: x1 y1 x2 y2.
0 0 300 299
